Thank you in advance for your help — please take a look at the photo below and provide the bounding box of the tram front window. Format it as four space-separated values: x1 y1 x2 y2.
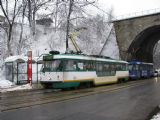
44 60 61 71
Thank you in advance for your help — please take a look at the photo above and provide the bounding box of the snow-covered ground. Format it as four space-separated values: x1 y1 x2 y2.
0 71 32 93
0 80 14 88
151 113 160 120
0 83 32 93
0 79 32 93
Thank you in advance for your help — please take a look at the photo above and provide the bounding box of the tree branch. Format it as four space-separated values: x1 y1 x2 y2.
0 0 11 25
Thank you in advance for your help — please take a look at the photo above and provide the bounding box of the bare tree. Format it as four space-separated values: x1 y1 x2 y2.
0 0 22 56
17 0 27 54
27 0 51 35
76 11 115 55
64 0 96 52
37 0 97 52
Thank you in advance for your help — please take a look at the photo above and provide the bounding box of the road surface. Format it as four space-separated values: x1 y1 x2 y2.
0 78 160 120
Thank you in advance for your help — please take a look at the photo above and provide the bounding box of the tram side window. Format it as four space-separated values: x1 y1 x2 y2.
96 62 103 76
135 65 139 70
139 64 143 70
147 65 150 70
130 64 138 70
103 64 111 76
77 62 84 70
116 63 127 71
90 62 96 71
44 60 61 71
147 65 151 70
124 63 128 70
64 60 95 71
83 61 95 71
110 64 116 75
64 60 77 71
141 64 146 70
149 65 153 70
147 65 149 70
116 64 120 71
129 64 139 71
129 64 133 70
116 63 122 71
122 63 127 70
96 62 116 76
83 62 89 71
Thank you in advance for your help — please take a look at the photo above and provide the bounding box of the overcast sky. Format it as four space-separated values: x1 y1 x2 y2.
98 0 160 16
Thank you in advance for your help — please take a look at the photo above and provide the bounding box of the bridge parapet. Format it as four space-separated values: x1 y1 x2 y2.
113 8 160 21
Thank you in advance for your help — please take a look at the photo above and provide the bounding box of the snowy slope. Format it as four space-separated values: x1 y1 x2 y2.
30 24 119 58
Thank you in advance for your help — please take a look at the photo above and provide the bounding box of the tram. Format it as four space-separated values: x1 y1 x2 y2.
128 61 154 79
40 52 129 89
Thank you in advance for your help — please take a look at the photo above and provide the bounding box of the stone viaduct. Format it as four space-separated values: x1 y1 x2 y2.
113 13 160 62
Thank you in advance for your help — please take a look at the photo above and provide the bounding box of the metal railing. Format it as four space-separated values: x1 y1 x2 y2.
113 8 160 21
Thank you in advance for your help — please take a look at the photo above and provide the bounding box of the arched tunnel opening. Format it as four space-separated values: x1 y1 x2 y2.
128 25 160 68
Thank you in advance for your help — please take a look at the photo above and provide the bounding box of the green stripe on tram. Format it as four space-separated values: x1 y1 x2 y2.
52 82 80 89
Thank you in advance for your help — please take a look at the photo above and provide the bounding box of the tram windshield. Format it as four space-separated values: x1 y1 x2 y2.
44 60 61 71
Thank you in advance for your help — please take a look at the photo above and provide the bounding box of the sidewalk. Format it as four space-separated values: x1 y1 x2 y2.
0 83 44 93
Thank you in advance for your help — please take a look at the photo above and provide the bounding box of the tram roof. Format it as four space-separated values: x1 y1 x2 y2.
43 54 128 64
129 61 153 65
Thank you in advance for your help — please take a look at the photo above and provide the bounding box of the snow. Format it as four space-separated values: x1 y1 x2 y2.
0 71 33 92
5 55 28 63
0 84 32 93
0 80 14 88
151 113 160 120
5 55 41 63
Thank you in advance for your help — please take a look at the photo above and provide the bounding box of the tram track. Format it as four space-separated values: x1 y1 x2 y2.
0 80 144 102
0 78 159 112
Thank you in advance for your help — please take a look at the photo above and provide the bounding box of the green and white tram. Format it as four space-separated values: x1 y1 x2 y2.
40 53 129 89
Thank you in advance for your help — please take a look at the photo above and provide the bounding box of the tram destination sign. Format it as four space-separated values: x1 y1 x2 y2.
43 55 53 61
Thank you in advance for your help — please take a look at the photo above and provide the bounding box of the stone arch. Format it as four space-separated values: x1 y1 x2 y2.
128 25 160 62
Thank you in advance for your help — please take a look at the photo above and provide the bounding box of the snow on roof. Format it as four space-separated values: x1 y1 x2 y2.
5 55 28 63
5 55 43 63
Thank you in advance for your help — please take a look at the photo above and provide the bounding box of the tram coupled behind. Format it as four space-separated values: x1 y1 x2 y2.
128 61 154 79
